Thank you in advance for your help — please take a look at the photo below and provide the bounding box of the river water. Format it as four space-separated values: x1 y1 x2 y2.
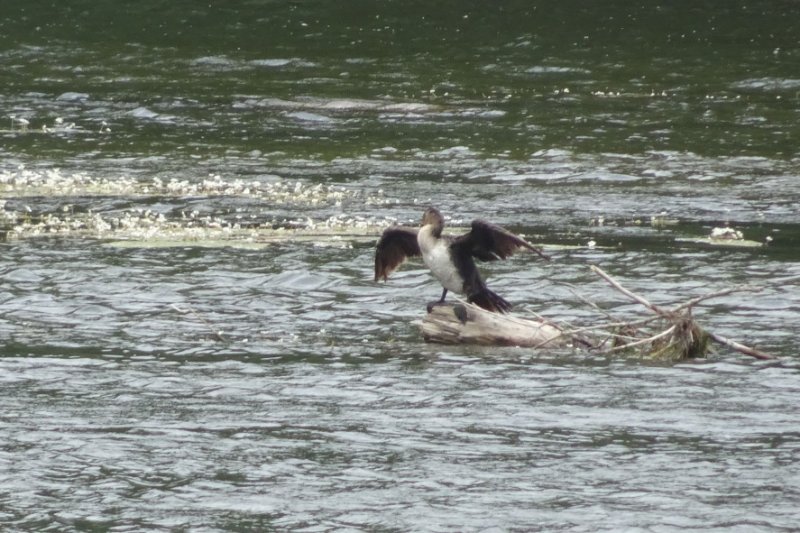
2 1 799 531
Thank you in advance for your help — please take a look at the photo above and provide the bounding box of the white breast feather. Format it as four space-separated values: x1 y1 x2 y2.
418 228 463 294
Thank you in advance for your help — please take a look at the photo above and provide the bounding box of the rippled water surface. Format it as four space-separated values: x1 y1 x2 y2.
2 1 800 531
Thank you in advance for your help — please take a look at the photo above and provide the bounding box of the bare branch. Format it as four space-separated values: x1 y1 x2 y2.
590 265 672 317
672 284 762 312
706 331 775 360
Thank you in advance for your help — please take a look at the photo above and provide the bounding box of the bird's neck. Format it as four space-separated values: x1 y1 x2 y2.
418 223 443 252
426 220 444 238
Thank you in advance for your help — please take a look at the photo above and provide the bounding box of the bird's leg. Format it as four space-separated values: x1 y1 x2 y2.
426 288 449 313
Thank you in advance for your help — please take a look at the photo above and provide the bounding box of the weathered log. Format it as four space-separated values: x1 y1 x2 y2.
419 301 567 347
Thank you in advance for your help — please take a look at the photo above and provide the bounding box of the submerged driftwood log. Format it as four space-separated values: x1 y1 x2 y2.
418 265 777 361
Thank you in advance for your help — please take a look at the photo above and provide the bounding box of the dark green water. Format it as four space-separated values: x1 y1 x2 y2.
1 1 799 531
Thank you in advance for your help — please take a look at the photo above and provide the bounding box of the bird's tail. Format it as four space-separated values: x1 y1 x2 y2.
469 289 512 314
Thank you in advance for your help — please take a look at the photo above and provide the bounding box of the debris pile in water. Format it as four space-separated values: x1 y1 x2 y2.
423 265 776 361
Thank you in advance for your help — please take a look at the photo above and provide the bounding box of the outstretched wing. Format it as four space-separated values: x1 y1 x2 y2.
374 227 422 281
454 219 550 262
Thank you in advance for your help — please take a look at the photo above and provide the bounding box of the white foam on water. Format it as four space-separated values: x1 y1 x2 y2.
0 166 393 244
0 166 382 204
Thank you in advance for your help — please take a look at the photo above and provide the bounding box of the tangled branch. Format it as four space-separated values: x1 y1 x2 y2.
561 265 776 360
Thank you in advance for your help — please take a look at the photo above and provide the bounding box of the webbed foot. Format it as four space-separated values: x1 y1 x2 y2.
426 300 449 313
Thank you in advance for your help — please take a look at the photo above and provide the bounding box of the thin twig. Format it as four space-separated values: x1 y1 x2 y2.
522 307 566 330
598 325 676 354
531 332 566 349
556 281 622 322
673 284 762 313
521 309 599 350
706 331 775 360
558 316 662 336
529 328 598 350
590 265 672 317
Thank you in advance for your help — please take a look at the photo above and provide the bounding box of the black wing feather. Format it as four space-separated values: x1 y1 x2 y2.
374 227 421 281
455 220 550 262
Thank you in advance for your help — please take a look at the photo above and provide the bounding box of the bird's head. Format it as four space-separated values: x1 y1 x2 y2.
421 207 445 234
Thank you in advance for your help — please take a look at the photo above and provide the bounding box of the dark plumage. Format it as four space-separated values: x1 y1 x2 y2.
374 227 420 282
374 207 549 313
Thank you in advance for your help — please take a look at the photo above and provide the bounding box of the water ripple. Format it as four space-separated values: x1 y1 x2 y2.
2 3 800 529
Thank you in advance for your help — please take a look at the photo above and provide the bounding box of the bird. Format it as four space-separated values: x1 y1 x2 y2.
374 206 549 313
